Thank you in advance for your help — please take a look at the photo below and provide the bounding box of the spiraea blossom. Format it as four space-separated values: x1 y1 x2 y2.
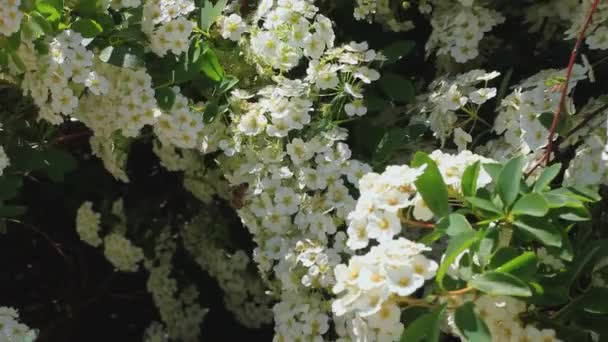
412 69 500 147
333 238 437 341
0 145 9 176
493 65 588 158
0 307 37 341
103 233 145 272
75 201 103 247
142 0 196 57
0 0 24 36
425 0 504 62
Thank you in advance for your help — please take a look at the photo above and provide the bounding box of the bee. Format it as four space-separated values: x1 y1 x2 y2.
230 183 249 210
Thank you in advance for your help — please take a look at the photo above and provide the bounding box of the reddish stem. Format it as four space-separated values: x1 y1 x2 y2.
403 218 435 229
52 131 91 145
526 0 600 177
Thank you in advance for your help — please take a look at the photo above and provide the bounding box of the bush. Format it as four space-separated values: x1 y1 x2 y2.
1 0 608 341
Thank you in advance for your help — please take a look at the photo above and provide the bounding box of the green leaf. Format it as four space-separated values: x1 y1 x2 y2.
495 251 538 279
437 231 479 290
9 51 26 73
155 87 176 110
202 99 220 124
558 207 591 222
400 306 444 342
497 155 524 208
578 288 608 314
445 213 473 237
482 163 502 182
539 112 572 137
383 40 415 64
379 73 415 102
35 0 63 22
567 186 601 202
533 163 561 192
27 11 53 36
468 271 532 297
374 128 408 163
411 152 449 217
200 47 224 81
78 0 99 17
465 196 502 215
454 302 492 342
217 75 239 94
71 19 103 38
511 193 549 217
0 175 23 200
513 216 562 247
0 205 27 217
42 148 77 182
99 45 144 68
8 32 21 51
199 0 228 31
461 161 480 198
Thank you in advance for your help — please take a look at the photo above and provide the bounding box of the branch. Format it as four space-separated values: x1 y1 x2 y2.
52 131 92 145
526 0 600 177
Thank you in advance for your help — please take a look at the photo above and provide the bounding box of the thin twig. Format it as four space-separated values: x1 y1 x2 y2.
525 0 601 177
52 131 91 145
446 286 474 296
402 218 435 229
560 103 608 143
4 218 69 263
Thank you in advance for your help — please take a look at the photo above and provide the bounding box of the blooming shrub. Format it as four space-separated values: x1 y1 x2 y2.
1 0 608 341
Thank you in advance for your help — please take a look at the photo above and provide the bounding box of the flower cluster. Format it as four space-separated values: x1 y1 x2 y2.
0 307 37 341
0 145 9 176
562 98 608 187
333 238 437 341
75 201 102 247
75 199 143 271
144 228 208 341
182 213 273 328
413 69 500 148
154 89 205 149
142 0 196 57
16 31 102 125
104 233 145 272
493 65 587 158
76 64 159 139
566 0 608 50
352 0 415 32
248 0 335 71
0 0 24 36
446 295 562 342
425 1 504 62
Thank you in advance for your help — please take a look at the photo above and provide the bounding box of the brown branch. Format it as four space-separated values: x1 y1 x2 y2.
52 131 91 145
446 286 474 296
525 0 601 177
402 218 435 229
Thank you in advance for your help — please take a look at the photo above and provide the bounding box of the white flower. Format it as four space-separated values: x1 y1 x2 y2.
238 111 267 136
386 265 424 296
353 66 380 84
76 201 102 247
469 87 497 105
453 127 472 151
440 84 467 112
345 100 367 117
274 187 301 215
103 233 144 272
85 71 110 95
0 146 9 176
367 210 401 241
221 14 246 41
